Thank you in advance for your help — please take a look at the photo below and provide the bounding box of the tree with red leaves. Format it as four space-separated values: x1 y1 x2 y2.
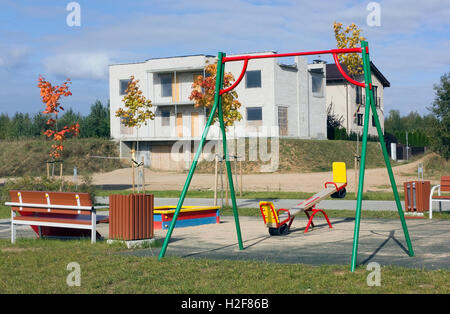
189 62 242 129
38 75 80 159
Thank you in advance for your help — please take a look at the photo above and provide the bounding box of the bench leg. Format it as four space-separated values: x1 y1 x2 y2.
429 198 432 220
11 210 16 244
91 210 96 244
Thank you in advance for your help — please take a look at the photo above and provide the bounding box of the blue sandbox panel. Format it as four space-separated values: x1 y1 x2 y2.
161 216 218 230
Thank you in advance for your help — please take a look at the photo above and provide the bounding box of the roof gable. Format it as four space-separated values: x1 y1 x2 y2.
326 62 390 87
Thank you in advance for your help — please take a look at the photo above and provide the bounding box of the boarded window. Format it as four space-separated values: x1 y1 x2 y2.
176 113 183 137
172 75 180 102
193 73 203 93
278 107 288 136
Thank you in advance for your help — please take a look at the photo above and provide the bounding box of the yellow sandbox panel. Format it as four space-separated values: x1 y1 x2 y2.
154 205 220 214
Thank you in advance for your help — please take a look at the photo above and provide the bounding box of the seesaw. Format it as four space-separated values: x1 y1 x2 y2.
259 162 347 235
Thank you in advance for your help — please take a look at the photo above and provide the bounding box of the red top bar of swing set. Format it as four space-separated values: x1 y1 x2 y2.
219 47 366 95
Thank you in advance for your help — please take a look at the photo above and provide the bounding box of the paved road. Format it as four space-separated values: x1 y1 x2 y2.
95 196 450 212
157 198 404 211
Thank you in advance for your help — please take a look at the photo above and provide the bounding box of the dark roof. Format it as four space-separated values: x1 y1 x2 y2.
326 62 390 87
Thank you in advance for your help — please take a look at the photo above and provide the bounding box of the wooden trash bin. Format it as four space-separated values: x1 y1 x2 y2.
404 181 430 212
109 194 154 240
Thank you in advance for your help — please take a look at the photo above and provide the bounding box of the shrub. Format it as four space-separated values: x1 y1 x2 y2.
0 175 96 204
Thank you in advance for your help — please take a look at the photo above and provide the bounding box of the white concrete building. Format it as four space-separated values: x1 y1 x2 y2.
326 62 390 137
109 52 327 170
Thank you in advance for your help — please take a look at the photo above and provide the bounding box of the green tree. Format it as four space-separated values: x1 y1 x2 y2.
8 113 34 138
0 114 10 139
32 112 50 137
58 109 83 139
81 100 110 138
384 110 403 134
115 76 154 153
428 72 450 159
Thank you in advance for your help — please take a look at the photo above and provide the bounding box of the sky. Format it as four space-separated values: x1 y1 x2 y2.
0 0 449 117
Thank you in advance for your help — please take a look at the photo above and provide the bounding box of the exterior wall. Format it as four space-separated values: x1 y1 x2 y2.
307 63 327 139
274 64 298 137
326 82 349 130
109 55 214 142
109 52 328 170
109 62 148 140
326 71 386 137
223 52 277 138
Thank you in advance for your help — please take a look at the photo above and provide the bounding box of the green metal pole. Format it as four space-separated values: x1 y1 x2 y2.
361 42 414 258
158 52 228 260
350 41 373 272
216 56 244 251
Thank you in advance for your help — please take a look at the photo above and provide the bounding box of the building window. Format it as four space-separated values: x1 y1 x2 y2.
357 113 364 126
371 114 376 127
119 79 131 95
311 73 323 97
160 74 172 97
372 85 378 107
246 70 261 88
247 107 262 128
161 110 170 127
278 107 288 136
356 86 363 104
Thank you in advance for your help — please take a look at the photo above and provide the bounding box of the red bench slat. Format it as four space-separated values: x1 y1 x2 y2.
441 176 450 192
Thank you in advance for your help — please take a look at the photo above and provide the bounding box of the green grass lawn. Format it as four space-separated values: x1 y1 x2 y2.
1 202 449 293
1 239 449 293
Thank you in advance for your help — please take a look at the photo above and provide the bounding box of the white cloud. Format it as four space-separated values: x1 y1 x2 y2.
0 45 30 68
43 52 110 80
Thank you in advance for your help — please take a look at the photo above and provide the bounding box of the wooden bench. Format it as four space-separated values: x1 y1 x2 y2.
5 190 109 243
429 176 450 219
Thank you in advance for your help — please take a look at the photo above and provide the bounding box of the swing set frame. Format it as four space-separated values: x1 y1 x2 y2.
157 41 414 272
